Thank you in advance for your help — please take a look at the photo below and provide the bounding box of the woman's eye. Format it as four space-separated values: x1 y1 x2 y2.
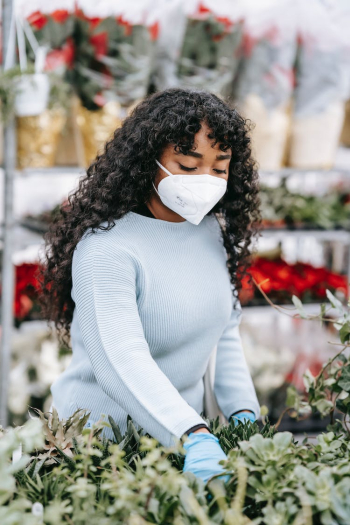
179 164 197 172
214 169 227 174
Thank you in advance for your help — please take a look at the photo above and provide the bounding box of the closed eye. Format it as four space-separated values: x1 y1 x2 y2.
179 163 197 172
180 164 227 175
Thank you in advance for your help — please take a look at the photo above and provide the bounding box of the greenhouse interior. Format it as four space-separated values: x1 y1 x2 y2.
1 0 350 523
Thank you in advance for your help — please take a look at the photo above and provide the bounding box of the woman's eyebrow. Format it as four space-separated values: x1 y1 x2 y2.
216 154 231 160
175 151 231 160
179 151 203 158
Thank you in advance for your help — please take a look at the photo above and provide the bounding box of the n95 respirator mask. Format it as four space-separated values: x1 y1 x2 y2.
152 160 227 225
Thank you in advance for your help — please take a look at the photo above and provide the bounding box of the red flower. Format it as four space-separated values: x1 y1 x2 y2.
45 38 75 70
89 32 108 58
116 15 133 37
212 33 226 43
75 8 101 29
16 264 40 294
148 22 159 41
239 255 349 305
15 295 33 320
27 10 48 30
51 9 70 24
14 263 41 320
197 3 211 15
216 16 233 32
326 273 348 295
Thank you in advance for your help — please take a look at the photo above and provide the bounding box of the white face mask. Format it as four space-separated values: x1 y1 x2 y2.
152 160 227 225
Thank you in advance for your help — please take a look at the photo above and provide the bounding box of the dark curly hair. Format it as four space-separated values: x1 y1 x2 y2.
38 88 261 347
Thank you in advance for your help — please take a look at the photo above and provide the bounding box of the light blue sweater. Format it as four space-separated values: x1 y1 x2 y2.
50 211 260 447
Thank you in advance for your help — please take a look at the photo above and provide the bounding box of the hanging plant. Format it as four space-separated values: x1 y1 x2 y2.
0 66 26 123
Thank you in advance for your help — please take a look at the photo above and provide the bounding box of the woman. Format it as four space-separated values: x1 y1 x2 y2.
40 88 261 484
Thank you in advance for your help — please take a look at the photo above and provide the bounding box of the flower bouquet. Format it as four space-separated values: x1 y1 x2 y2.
288 0 348 168
0 10 71 168
72 0 158 165
24 0 76 74
232 0 298 170
19 2 77 166
176 1 243 97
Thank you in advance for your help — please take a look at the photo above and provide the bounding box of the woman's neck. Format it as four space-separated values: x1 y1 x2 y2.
146 192 186 223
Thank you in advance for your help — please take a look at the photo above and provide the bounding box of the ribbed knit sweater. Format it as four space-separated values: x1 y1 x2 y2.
50 210 260 447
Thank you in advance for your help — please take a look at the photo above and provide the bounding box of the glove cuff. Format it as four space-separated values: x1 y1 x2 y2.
183 432 219 450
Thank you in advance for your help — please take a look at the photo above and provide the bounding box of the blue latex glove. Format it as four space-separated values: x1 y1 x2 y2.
230 411 256 426
182 432 229 484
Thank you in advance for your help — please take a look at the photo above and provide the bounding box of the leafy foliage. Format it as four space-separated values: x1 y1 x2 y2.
2 290 350 523
0 402 349 524
287 291 350 435
260 180 350 230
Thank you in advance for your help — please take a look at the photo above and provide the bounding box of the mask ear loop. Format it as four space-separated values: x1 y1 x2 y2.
155 160 174 177
153 160 173 196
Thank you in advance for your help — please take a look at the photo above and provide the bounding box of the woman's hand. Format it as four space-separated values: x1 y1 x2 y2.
182 432 229 484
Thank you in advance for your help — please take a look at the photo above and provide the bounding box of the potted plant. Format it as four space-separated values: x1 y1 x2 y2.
0 64 71 168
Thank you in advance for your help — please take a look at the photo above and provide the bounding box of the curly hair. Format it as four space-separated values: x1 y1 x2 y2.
38 88 261 347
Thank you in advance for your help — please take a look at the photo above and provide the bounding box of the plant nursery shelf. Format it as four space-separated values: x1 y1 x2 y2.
241 303 336 315
14 166 84 177
261 228 350 243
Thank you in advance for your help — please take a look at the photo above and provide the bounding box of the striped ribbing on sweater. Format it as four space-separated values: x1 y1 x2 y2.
50 211 260 447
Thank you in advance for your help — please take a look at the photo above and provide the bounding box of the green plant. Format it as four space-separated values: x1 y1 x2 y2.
283 291 350 436
260 180 350 230
0 404 349 524
2 289 350 523
0 64 71 123
0 65 30 123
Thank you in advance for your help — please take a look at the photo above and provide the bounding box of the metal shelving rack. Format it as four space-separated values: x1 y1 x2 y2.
0 1 83 426
1 0 17 428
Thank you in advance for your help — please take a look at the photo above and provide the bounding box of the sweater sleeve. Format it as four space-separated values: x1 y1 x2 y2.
213 298 261 421
71 233 207 447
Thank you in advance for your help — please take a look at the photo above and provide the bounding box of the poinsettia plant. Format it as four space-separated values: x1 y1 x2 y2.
13 263 42 324
240 254 348 306
178 5 242 95
26 9 75 72
70 9 157 110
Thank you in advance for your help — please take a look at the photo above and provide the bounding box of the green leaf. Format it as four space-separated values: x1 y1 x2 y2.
292 295 307 318
337 368 350 392
313 398 334 416
55 446 76 472
286 385 300 408
339 321 350 344
108 415 123 444
326 289 344 313
336 395 350 415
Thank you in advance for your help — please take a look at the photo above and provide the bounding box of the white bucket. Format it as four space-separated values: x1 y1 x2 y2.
14 73 50 117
